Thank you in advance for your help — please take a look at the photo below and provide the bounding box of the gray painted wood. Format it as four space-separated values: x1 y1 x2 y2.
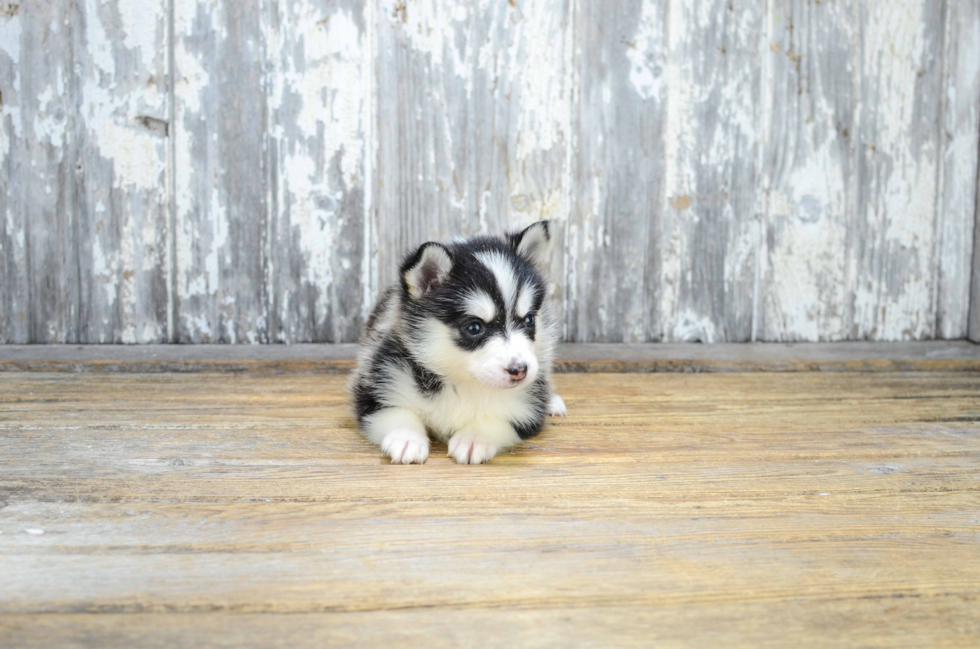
172 0 368 343
265 0 368 343
0 2 37 343
848 0 946 341
1 3 75 343
760 0 954 341
659 0 761 343
941 0 980 342
757 0 854 341
972 150 980 343
566 0 666 343
2 0 979 344
373 0 572 330
0 2 171 344
568 0 761 344
172 0 270 343
73 0 171 343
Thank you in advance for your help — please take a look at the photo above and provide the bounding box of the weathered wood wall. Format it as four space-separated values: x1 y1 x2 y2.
1 0 979 343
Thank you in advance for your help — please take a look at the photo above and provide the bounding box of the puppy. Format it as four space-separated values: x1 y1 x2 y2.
349 220 566 464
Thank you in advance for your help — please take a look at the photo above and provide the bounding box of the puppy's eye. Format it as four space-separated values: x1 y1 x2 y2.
523 314 535 327
463 321 485 337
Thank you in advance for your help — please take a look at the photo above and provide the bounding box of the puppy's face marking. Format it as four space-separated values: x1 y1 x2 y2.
405 236 546 391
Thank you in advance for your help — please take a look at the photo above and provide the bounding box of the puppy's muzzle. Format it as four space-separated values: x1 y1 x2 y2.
506 361 528 383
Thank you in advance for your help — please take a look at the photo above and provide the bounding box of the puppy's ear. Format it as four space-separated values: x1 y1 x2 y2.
509 220 551 269
401 242 453 299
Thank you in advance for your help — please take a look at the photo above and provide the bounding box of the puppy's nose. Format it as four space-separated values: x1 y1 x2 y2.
507 362 528 382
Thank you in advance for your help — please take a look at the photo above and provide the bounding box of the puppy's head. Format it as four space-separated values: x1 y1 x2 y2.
401 221 552 390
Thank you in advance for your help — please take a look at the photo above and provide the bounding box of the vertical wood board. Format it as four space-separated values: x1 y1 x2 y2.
73 0 171 343
0 3 75 343
1 0 978 343
849 0 945 340
938 0 980 339
0 2 31 343
373 0 573 325
172 0 269 343
0 1 170 344
566 0 667 342
971 139 980 343
758 0 858 341
265 0 368 343
760 0 948 341
659 0 762 342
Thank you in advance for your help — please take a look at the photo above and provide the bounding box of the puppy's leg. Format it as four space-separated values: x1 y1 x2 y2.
546 394 567 416
447 420 520 465
362 408 429 464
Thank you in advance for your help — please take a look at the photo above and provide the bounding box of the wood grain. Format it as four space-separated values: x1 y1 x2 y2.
661 0 761 343
566 0 666 342
0 2 75 343
0 1 171 344
74 0 172 343
265 0 368 343
850 0 946 340
758 0 855 341
2 0 979 344
0 2 35 342
973 167 980 341
939 0 980 340
172 0 269 343
373 0 572 328
1 371 978 646
2 341 980 374
759 0 961 341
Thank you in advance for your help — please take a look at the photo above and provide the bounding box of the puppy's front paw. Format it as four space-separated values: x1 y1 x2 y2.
381 429 429 464
447 433 498 464
547 394 567 417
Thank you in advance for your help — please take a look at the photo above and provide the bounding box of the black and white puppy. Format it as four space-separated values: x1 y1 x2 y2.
349 220 566 464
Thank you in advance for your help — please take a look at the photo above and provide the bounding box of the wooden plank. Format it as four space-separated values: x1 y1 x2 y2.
757 0 855 341
172 0 269 343
3 602 979 648
2 0 978 346
565 0 666 342
0 371 978 647
0 2 170 344
759 0 947 341
265 0 368 343
0 2 29 343
372 0 572 326
173 0 370 344
973 164 980 341
0 2 76 343
659 0 763 342
72 0 171 342
2 341 980 374
937 0 980 339
849 1 946 340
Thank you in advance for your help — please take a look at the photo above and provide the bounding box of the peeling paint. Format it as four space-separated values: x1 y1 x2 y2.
938 0 980 339
2 0 977 344
626 0 665 100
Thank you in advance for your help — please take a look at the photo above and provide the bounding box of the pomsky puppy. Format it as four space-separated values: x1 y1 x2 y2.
349 220 566 464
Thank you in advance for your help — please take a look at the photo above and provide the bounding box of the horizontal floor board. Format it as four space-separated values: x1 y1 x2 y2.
0 341 979 373
1 371 979 645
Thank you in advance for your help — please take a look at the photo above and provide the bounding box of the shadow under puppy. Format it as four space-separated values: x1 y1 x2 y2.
350 221 567 464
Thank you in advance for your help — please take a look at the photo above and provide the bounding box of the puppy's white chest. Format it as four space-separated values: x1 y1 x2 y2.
419 384 530 441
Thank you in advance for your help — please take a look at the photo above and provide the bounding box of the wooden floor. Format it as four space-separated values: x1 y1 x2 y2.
1 369 979 647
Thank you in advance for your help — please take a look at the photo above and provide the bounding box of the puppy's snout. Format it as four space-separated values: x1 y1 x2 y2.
506 361 528 382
